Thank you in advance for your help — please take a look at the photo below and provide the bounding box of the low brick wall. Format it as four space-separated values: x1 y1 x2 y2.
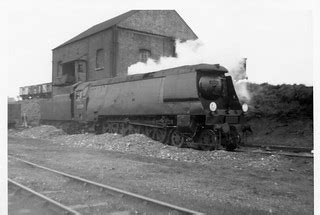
18 99 42 126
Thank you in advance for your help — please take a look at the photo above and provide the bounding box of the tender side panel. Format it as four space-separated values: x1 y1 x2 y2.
97 77 164 116
163 72 198 102
40 95 72 120
86 71 204 120
86 85 108 121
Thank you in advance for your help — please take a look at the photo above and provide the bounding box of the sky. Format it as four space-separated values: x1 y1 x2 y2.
4 0 315 99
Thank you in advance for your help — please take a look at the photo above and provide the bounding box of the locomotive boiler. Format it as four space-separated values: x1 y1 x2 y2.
40 64 248 151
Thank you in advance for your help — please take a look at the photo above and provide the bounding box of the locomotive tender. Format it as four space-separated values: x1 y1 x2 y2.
40 63 248 151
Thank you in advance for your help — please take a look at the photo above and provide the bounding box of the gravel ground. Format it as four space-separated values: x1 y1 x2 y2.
9 126 283 167
246 118 313 148
9 159 164 214
8 126 314 214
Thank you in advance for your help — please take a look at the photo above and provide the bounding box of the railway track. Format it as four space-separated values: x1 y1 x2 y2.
240 144 313 158
8 155 204 215
244 144 313 153
8 178 80 215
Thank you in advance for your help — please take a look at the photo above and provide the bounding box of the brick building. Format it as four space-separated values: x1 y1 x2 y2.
52 10 197 94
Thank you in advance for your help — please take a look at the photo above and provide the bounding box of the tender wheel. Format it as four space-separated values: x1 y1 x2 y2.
170 129 186 148
145 127 154 138
134 125 142 134
152 128 168 143
102 122 112 134
197 129 217 151
120 123 131 136
110 123 119 134
94 123 103 134
127 124 135 135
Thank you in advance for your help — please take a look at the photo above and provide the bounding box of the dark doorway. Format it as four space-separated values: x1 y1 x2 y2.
62 62 76 84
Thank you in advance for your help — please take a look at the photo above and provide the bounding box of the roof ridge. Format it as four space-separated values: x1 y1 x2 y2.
53 10 140 49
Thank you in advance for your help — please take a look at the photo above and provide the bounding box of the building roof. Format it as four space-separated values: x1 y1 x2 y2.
54 10 139 49
54 10 197 50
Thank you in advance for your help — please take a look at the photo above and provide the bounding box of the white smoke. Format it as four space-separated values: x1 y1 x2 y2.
128 39 250 102
128 40 207 75
234 80 251 103
229 58 247 81
230 58 251 103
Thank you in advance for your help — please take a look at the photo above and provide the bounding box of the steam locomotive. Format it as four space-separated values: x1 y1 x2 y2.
39 64 248 151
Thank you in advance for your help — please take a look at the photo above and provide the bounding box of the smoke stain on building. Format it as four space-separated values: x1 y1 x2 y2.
52 10 197 95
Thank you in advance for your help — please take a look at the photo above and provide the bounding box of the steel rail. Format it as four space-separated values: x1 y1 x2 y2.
244 144 313 153
237 149 313 159
9 155 204 215
8 178 80 215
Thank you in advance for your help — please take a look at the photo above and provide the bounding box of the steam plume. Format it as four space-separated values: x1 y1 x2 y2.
231 58 251 103
128 39 250 102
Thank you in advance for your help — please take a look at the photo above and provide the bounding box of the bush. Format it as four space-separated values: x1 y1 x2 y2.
246 83 313 119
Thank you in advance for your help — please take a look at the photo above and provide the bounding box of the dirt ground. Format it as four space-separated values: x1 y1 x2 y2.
246 118 313 148
8 126 313 215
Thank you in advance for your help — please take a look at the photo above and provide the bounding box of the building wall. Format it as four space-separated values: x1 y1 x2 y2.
51 10 197 92
118 10 197 41
17 99 41 126
52 39 88 85
87 29 113 80
52 27 175 88
116 28 175 76
52 28 113 87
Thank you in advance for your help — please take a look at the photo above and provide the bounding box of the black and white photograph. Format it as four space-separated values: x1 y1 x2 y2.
3 0 319 214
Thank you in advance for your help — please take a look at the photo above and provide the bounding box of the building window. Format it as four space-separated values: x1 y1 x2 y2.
139 49 151 63
96 49 104 69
